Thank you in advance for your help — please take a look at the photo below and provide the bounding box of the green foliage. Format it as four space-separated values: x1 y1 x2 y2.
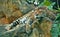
51 13 60 37
51 24 59 37
38 0 55 10
57 8 60 12
56 13 60 22
58 24 60 35
56 13 60 35
43 0 51 6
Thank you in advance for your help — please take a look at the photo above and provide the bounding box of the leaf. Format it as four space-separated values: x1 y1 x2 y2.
38 0 55 10
47 2 55 10
51 24 59 37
